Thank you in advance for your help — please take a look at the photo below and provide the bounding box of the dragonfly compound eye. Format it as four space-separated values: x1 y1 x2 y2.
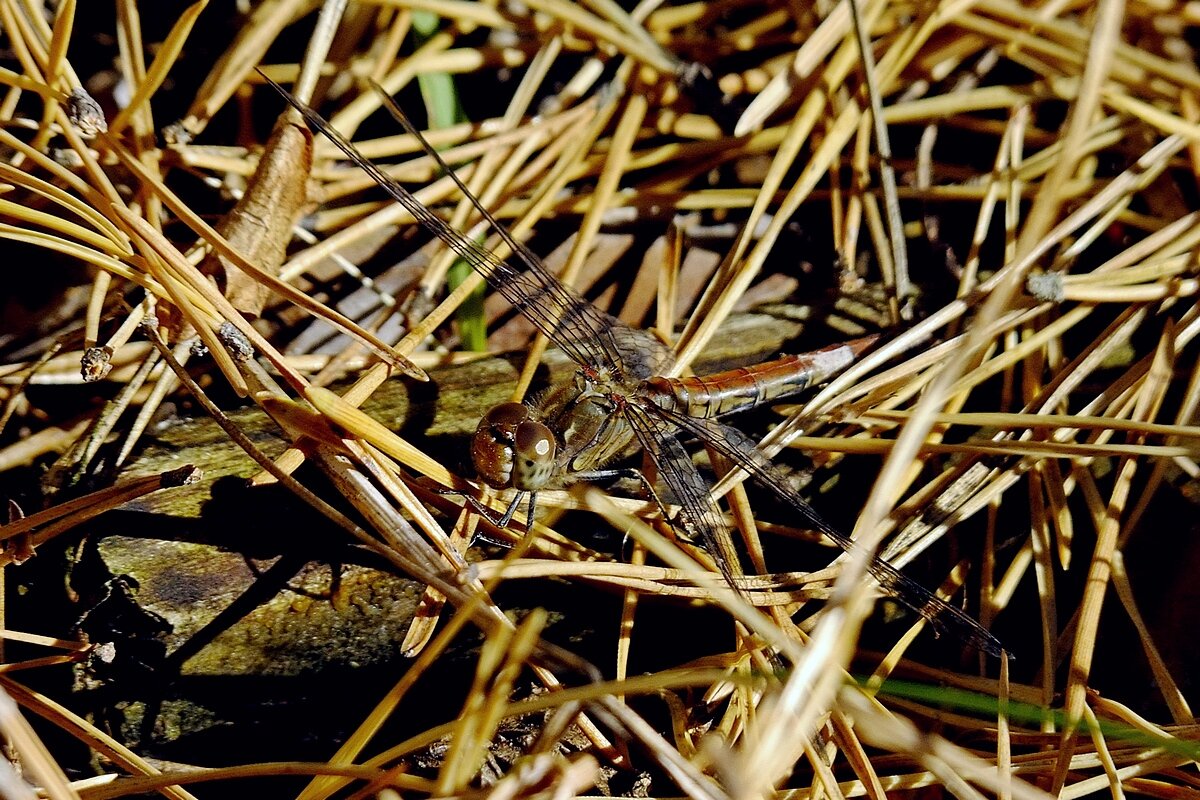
512 421 557 490
483 402 531 427
472 402 533 489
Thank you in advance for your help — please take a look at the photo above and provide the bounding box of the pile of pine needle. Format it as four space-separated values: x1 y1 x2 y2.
0 0 1198 798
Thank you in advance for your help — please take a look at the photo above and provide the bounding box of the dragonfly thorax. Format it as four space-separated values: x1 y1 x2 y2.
540 378 635 475
472 402 558 491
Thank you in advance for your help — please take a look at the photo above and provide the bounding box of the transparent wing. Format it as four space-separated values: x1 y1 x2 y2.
648 404 1005 657
265 74 674 381
620 401 746 593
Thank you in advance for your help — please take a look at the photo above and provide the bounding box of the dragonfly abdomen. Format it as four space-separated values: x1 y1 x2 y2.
640 336 878 419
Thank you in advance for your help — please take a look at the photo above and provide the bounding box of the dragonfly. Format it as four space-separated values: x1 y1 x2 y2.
264 76 1004 658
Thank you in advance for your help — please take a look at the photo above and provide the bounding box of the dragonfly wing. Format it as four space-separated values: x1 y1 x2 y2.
420 220 673 380
649 405 1005 657
268 76 674 381
621 403 747 593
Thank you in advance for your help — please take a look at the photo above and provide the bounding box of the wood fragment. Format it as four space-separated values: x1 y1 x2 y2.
198 117 313 319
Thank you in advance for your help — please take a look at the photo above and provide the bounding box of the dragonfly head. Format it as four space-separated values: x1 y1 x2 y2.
472 402 558 492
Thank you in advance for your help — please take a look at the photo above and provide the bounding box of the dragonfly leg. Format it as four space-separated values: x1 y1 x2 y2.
457 490 525 529
523 491 538 534
471 489 537 535
575 467 678 535
431 484 528 531
449 492 528 549
497 491 525 528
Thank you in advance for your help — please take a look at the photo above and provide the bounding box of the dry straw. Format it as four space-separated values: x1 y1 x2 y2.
0 0 1198 798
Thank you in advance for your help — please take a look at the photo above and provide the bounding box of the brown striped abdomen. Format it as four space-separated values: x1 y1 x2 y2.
638 336 877 418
